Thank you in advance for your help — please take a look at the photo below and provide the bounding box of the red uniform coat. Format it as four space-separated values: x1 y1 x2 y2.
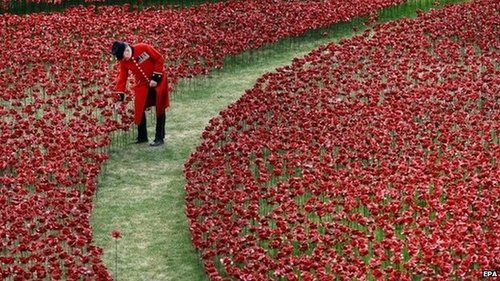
114 43 170 125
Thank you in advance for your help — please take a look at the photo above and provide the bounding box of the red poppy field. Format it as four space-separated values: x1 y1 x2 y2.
1 0 498 280
184 0 499 280
0 0 416 280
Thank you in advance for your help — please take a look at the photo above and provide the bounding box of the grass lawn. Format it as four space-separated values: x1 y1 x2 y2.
90 0 467 280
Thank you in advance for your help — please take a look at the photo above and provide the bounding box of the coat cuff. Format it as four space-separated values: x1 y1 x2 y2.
115 92 125 102
151 72 162 83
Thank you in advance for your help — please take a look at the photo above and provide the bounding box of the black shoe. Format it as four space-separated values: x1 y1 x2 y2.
149 139 164 146
135 138 148 144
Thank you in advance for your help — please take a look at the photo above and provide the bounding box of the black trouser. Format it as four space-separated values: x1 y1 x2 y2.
137 88 165 142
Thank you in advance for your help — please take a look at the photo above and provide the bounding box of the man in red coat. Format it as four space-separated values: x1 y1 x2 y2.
111 41 170 146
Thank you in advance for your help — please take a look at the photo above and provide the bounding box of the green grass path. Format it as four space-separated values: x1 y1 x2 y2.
90 1 466 280
91 20 364 280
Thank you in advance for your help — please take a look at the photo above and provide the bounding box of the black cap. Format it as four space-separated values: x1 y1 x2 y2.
111 41 126 60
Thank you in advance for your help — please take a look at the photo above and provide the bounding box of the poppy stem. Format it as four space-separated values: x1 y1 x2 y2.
115 239 118 281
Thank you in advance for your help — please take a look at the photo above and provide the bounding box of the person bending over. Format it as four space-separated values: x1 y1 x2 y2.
111 40 170 146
